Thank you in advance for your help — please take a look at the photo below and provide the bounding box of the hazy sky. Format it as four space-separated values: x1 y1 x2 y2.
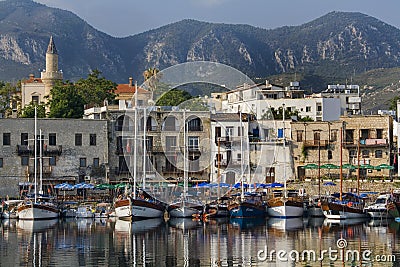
34 0 400 37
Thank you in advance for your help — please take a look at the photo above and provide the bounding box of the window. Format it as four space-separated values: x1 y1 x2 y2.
188 136 199 149
75 134 82 146
90 134 96 146
3 133 10 146
362 149 369 158
317 105 322 112
32 95 39 104
237 153 242 161
21 156 29 166
0 158 3 168
49 156 56 166
226 127 234 137
165 136 176 150
349 150 357 158
49 133 56 146
93 158 100 168
21 133 28 146
376 129 383 139
80 158 87 167
296 130 303 142
375 150 383 158
330 130 337 142
328 150 333 160
306 106 311 112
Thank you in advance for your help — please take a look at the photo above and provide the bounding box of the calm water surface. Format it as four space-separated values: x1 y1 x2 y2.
1 217 399 266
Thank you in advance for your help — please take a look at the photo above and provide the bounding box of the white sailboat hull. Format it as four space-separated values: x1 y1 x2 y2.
267 204 304 218
169 206 201 218
17 203 59 220
323 209 369 220
115 200 132 220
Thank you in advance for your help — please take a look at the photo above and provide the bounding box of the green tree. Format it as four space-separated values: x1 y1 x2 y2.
20 102 46 118
156 89 193 106
47 81 85 118
75 69 117 107
389 96 399 113
0 81 19 117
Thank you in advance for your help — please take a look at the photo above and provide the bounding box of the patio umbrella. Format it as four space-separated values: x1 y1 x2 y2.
359 164 374 169
342 163 356 169
302 163 319 169
375 163 394 170
95 183 115 189
320 163 339 169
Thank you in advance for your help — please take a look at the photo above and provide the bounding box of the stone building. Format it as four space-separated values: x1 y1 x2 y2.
0 118 108 196
290 115 394 181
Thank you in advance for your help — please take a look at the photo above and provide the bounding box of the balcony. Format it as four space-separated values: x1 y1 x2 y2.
344 139 388 148
44 145 62 156
17 145 33 156
214 136 232 145
303 140 328 148
26 166 52 176
188 125 203 132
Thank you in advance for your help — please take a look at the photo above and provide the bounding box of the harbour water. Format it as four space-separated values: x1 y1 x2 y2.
0 217 398 266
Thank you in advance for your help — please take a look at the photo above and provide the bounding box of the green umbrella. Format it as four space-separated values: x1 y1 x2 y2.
115 183 130 188
302 163 319 169
342 163 356 169
95 183 115 189
360 164 374 169
320 163 339 169
375 163 394 170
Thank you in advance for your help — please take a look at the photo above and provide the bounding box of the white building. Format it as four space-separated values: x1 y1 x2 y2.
211 80 341 122
319 84 361 115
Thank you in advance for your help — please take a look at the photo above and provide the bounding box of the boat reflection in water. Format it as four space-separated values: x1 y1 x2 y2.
229 217 265 229
307 217 325 228
324 217 369 227
115 217 164 234
168 217 202 230
17 219 58 232
268 217 304 231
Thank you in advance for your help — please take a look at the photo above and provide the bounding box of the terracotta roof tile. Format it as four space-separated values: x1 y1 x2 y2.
115 84 150 94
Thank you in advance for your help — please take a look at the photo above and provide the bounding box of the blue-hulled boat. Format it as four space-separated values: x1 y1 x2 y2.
228 192 265 218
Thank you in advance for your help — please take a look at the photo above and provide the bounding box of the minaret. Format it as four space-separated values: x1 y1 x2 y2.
41 36 63 99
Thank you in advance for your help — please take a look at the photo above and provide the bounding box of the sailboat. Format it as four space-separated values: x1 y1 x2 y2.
227 111 265 218
321 128 368 219
115 82 165 219
168 110 204 218
17 108 59 220
267 104 304 218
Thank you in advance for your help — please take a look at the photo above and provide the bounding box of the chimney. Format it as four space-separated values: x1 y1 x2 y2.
129 77 133 87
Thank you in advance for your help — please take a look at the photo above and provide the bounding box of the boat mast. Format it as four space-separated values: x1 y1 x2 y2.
133 81 138 199
183 109 187 200
240 111 244 201
340 127 343 201
217 137 221 200
283 103 287 198
143 107 146 190
39 129 43 195
34 106 37 203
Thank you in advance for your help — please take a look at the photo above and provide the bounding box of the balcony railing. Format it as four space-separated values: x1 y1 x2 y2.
303 140 328 148
344 139 388 148
44 145 62 156
26 166 52 175
17 145 33 155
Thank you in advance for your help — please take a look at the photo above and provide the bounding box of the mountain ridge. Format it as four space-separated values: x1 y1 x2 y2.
0 0 399 107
